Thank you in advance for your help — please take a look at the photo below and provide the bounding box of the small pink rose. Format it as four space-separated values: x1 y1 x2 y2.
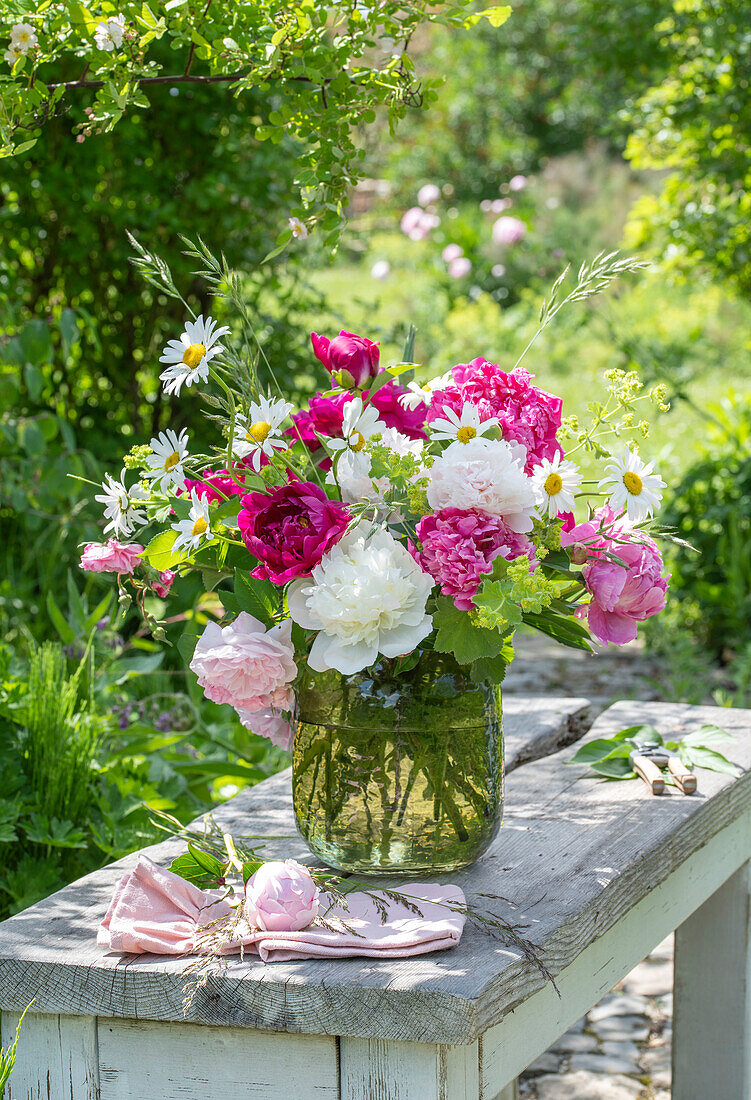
80 539 143 575
245 860 319 932
190 613 297 713
153 570 175 598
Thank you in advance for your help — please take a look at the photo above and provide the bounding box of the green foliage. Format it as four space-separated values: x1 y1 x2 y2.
431 595 513 666
624 0 751 295
570 722 738 780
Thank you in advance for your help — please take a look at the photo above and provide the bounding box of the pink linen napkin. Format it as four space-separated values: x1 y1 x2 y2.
98 855 466 962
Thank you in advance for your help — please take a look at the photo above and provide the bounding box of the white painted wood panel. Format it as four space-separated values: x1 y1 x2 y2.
479 808 751 1097
2 1011 99 1100
339 1037 479 1100
97 1016 338 1099
673 860 751 1100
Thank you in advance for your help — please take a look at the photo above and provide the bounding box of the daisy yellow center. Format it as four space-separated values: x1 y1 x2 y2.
457 425 477 443
351 430 366 452
544 472 563 495
164 450 180 472
192 516 208 537
182 342 206 370
623 471 643 495
246 421 271 443
117 495 128 510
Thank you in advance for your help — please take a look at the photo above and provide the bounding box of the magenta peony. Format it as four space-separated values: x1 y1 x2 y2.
238 478 350 584
190 613 297 712
368 380 428 439
80 540 143 575
414 508 535 609
236 707 294 752
562 508 669 645
287 391 355 454
183 468 248 503
426 359 562 472
311 329 380 389
153 570 175 598
492 215 527 246
245 860 319 932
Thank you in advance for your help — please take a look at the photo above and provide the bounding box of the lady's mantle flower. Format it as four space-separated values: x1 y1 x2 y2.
289 217 308 240
287 527 434 675
190 614 296 713
9 23 38 53
429 402 499 445
145 427 189 493
327 397 384 479
94 14 126 51
96 471 148 536
531 454 582 519
171 489 212 556
427 437 536 533
159 314 230 396
598 448 665 523
399 371 453 411
232 396 294 471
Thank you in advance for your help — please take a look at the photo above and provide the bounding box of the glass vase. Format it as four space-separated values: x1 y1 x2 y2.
292 650 503 875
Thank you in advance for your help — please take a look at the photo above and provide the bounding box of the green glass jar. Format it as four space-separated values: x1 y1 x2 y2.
292 650 503 875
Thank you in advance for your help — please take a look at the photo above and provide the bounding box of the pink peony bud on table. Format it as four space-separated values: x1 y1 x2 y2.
245 860 319 932
80 540 144 575
311 330 380 389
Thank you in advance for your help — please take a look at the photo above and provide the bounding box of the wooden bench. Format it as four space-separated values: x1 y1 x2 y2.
1 696 750 1100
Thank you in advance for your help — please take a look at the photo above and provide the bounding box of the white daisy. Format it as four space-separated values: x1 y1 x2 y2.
232 396 294 471
289 217 308 240
531 454 583 519
327 398 384 482
429 402 499 445
398 371 453 411
10 23 37 53
171 490 213 557
159 314 231 396
94 14 126 51
145 428 189 493
599 448 666 522
95 471 148 536
4 43 23 65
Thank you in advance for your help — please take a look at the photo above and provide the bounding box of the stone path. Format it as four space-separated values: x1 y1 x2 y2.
507 630 675 1098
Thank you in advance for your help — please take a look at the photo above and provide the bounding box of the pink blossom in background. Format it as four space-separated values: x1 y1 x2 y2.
509 175 528 191
370 260 390 280
426 359 563 472
153 570 175 598
245 860 319 932
491 198 510 213
80 540 144 575
368 380 428 439
236 707 294 752
448 256 472 279
190 613 297 713
238 478 351 583
417 183 441 207
442 243 463 263
311 330 380 389
562 508 669 645
400 207 439 241
492 216 527 246
491 264 506 278
413 508 535 610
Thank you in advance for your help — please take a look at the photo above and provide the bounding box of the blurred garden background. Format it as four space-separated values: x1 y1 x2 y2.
1 0 750 918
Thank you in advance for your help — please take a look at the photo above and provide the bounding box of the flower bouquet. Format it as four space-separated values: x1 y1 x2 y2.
81 241 672 875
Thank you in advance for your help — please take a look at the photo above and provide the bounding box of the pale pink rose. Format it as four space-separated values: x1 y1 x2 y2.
190 613 297 713
442 243 463 263
492 215 527 246
509 174 528 191
245 860 319 932
236 707 294 752
153 570 175 598
417 183 441 207
80 539 143 574
448 256 472 278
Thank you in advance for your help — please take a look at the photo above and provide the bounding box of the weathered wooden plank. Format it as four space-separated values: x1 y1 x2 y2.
479 807 751 1097
97 1017 338 1099
0 700 750 1047
672 860 751 1100
3 1011 99 1100
339 1037 479 1100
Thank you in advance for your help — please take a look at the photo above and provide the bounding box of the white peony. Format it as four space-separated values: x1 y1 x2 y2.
426 436 536 533
287 527 434 674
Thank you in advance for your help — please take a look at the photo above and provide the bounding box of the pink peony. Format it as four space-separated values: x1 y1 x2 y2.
287 391 356 454
492 215 527 246
400 206 436 240
426 359 562 472
562 508 669 645
368 380 428 440
442 243 463 263
417 183 441 206
238 478 350 585
414 508 535 610
190 613 297 712
236 707 294 752
311 330 380 389
448 256 472 279
153 570 175 598
80 540 143 575
245 860 319 932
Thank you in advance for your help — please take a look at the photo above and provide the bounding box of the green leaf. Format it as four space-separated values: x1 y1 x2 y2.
523 611 594 652
432 597 510 665
589 756 635 779
681 745 740 777
170 850 224 888
682 723 732 748
612 724 663 745
233 569 279 624
46 592 75 644
242 859 263 883
570 738 631 765
142 530 183 571
188 843 225 876
470 648 513 685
